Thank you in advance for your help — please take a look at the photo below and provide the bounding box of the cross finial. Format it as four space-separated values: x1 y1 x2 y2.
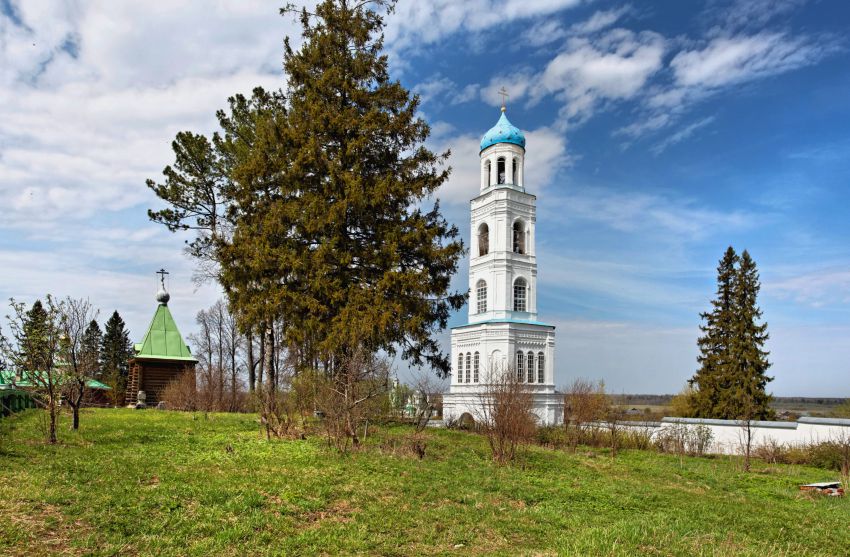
498 87 509 112
156 268 169 290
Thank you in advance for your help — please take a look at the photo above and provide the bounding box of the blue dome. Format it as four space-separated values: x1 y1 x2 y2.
480 110 526 152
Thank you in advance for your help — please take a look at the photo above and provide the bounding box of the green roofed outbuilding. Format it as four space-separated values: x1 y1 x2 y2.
125 281 197 406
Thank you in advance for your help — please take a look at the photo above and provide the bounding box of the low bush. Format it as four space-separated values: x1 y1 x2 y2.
654 424 713 457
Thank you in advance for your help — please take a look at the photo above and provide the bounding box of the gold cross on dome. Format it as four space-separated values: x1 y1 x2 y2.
498 87 509 110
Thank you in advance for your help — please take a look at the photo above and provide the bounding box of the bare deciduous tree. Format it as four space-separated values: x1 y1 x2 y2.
187 299 245 412
58 298 99 430
475 363 537 464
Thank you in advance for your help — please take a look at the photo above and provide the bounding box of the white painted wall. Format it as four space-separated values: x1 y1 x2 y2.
618 417 850 455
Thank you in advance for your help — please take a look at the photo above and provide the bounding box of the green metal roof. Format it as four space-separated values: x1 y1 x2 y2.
134 302 197 362
0 370 111 390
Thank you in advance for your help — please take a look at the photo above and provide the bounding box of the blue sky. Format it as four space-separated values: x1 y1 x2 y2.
1 0 849 395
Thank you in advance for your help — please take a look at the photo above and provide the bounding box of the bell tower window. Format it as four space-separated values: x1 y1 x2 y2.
512 221 525 254
476 280 487 313
497 157 506 184
478 223 489 256
512 157 518 184
513 278 527 312
484 160 491 186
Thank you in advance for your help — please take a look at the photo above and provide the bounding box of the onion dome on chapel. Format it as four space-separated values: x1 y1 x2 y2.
479 108 526 152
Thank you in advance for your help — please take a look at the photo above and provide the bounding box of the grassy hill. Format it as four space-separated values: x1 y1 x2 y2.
1 409 848 556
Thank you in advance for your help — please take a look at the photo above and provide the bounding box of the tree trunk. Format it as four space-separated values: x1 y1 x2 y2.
246 330 256 393
48 392 57 444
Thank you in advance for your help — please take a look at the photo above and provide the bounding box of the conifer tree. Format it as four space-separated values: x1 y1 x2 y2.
218 0 464 375
81 319 102 380
101 311 133 404
726 250 773 419
690 247 774 419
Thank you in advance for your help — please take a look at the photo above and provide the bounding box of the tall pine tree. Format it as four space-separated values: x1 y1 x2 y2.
690 247 773 419
148 1 465 389
101 311 133 405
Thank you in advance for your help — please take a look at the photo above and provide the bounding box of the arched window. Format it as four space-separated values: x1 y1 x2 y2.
516 351 524 382
512 157 518 184
457 353 463 383
476 280 487 313
513 278 527 312
527 352 534 383
484 160 491 186
466 353 472 383
474 352 480 383
537 352 545 383
478 223 489 256
497 157 506 184
512 221 525 254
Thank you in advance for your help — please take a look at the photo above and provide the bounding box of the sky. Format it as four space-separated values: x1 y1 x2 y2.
1 0 849 396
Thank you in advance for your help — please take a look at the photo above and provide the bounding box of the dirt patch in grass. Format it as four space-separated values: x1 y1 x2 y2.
303 499 358 527
0 498 102 557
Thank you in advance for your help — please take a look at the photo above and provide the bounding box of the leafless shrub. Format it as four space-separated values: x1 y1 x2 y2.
160 373 199 411
475 363 537 464
307 348 391 453
833 430 850 491
754 437 786 465
563 378 608 452
655 424 714 463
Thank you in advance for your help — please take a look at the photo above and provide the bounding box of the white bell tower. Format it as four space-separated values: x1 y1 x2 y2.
442 103 563 426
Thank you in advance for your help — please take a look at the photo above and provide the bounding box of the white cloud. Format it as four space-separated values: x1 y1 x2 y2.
0 225 222 347
650 115 715 155
546 185 754 239
768 267 850 307
670 32 825 89
384 0 583 51
532 29 666 124
569 5 632 36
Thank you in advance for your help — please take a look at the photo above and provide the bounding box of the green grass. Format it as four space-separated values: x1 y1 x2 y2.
1 409 848 556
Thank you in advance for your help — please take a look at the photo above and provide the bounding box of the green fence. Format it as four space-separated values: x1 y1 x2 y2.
0 389 36 418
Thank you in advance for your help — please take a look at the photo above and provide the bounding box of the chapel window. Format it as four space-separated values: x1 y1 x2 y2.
466 353 472 383
497 157 506 184
513 278 527 312
527 352 534 383
512 221 525 254
478 223 489 256
474 352 480 383
476 280 487 314
457 353 464 383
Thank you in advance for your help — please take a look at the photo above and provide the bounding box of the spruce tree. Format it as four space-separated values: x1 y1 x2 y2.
690 247 774 419
81 319 102 380
690 247 738 417
726 250 774 419
101 311 133 403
